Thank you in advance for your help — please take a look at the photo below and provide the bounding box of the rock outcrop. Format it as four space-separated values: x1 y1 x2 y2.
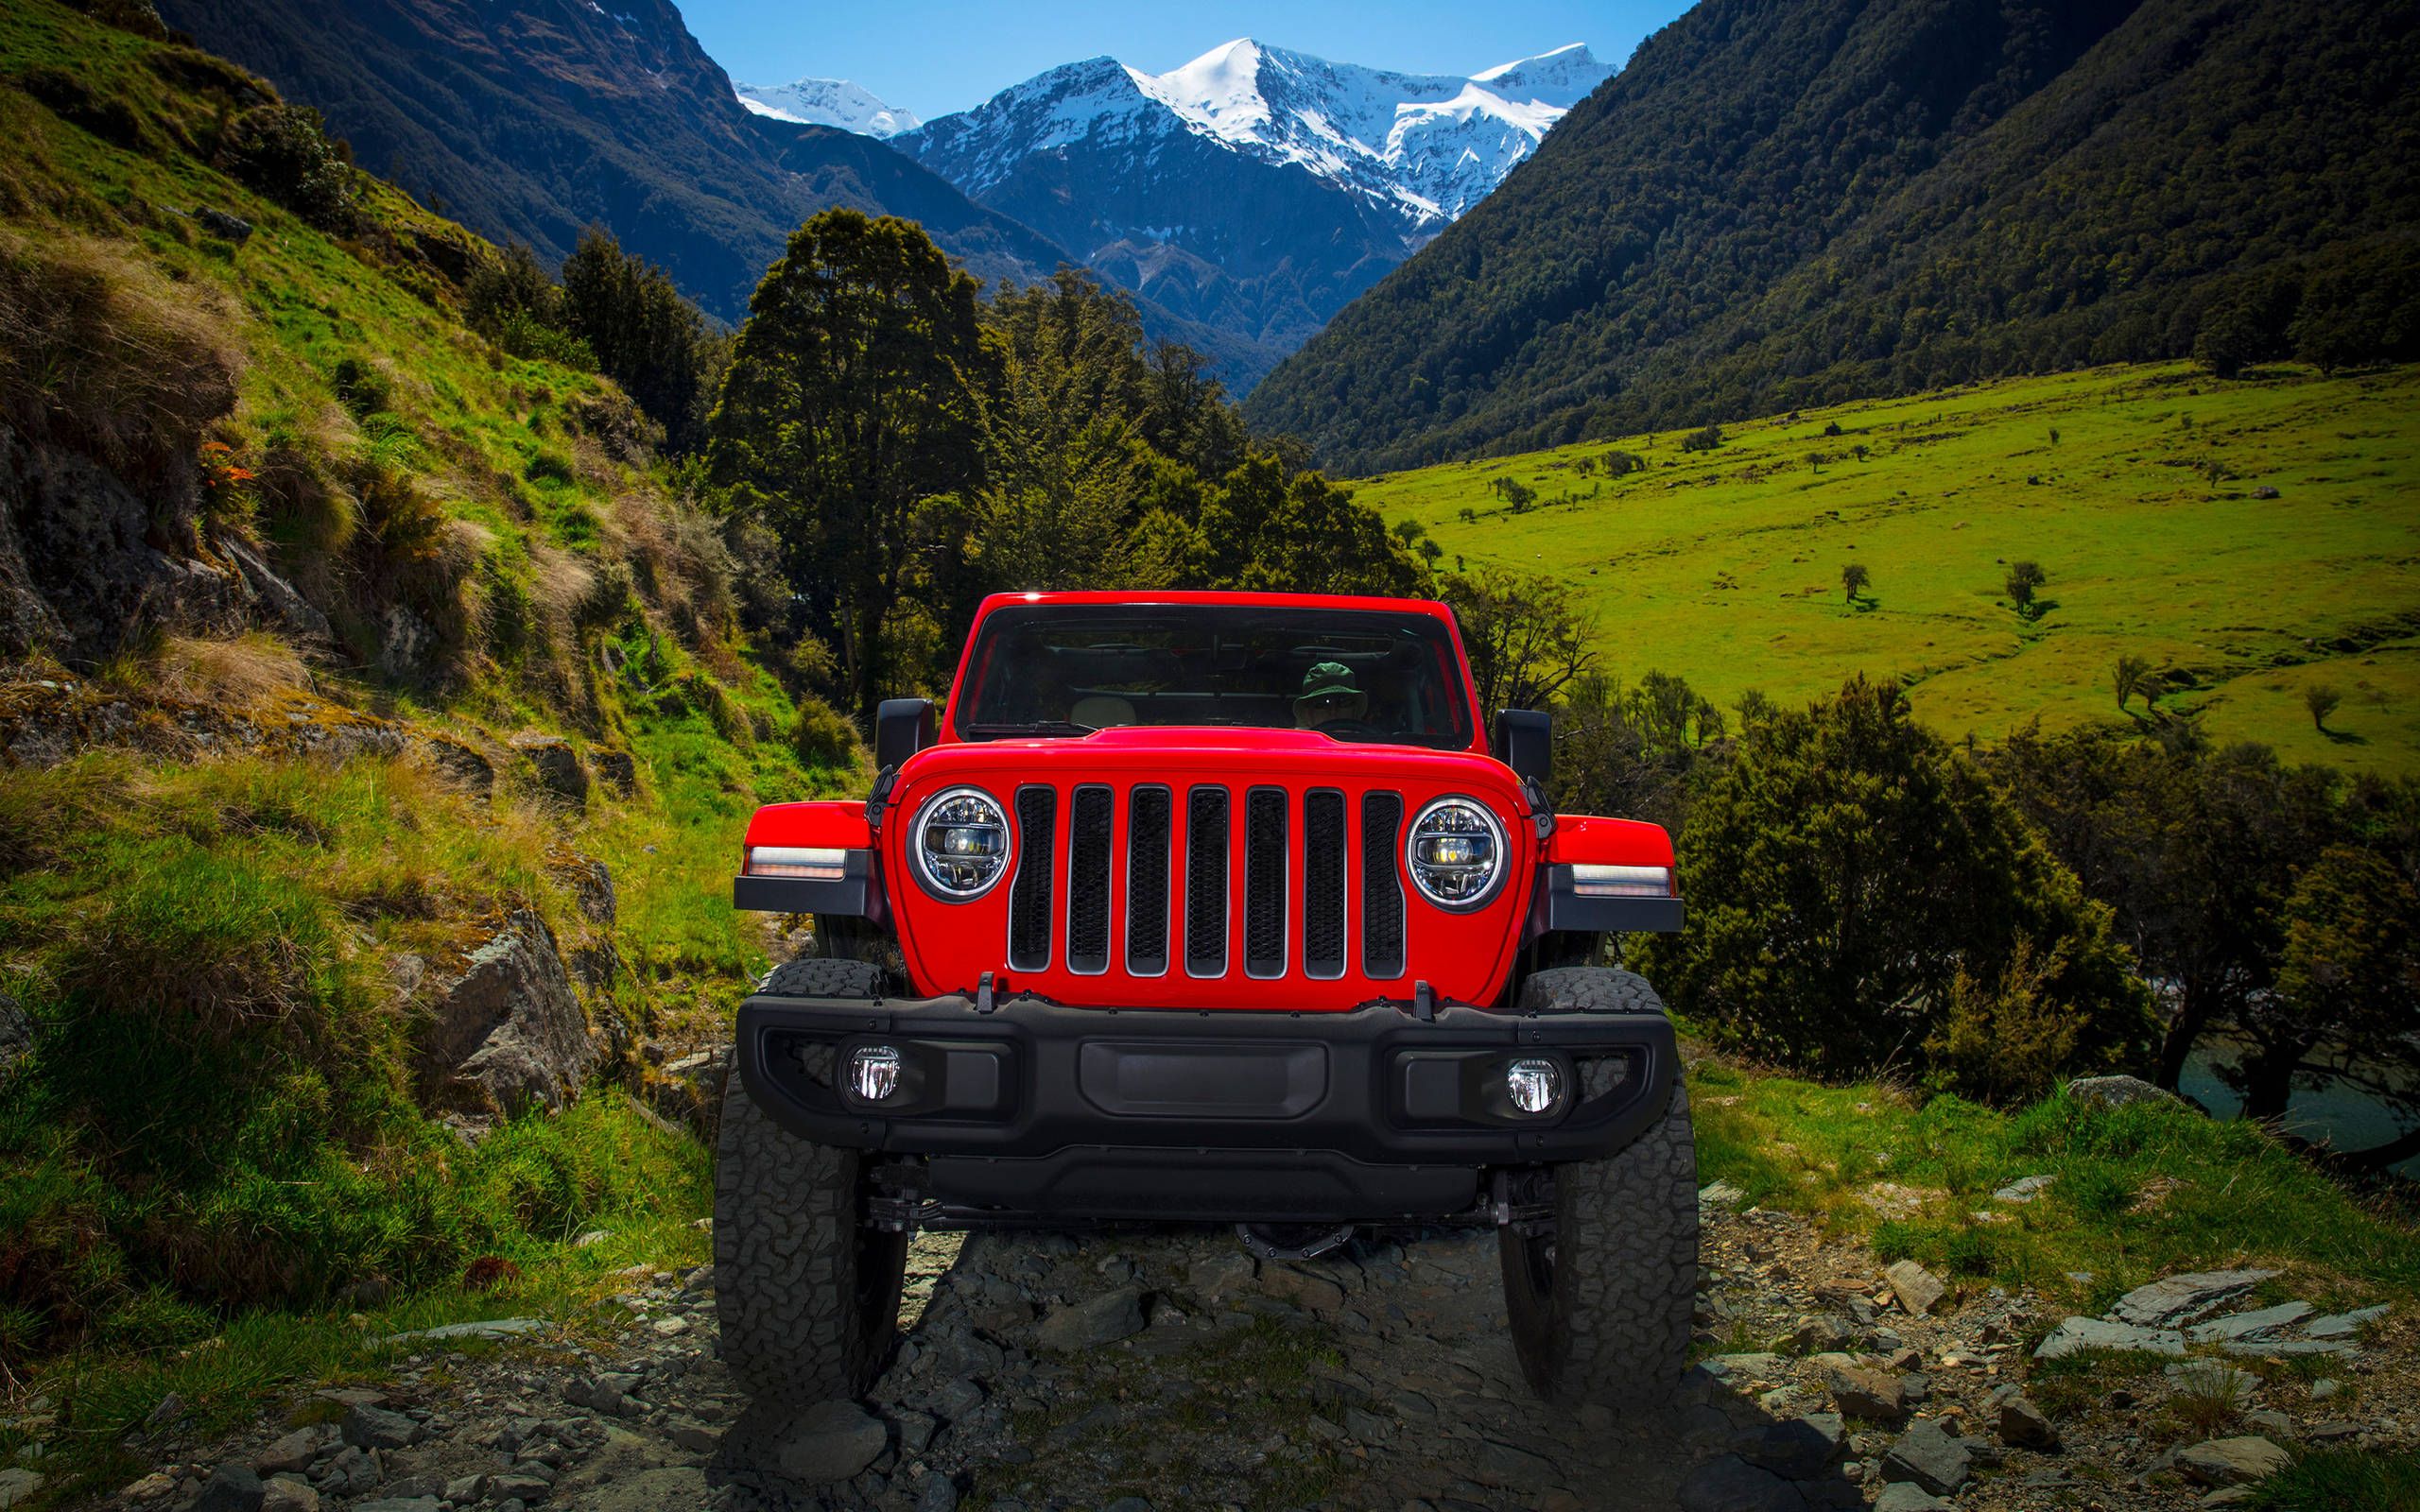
415 909 597 1122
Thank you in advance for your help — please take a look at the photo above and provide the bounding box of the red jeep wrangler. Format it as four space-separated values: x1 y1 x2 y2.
717 592 1697 1407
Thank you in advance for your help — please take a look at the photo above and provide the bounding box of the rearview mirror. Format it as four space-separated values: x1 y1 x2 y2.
1494 708 1551 785
875 697 935 770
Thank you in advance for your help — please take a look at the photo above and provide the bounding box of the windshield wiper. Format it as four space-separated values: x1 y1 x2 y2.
963 720 1098 738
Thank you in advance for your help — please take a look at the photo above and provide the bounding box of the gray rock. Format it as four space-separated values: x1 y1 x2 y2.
2033 1315 2187 1359
773 1400 889 1484
1881 1419 1972 1495
441 1474 488 1503
221 540 330 642
1885 1261 1945 1317
1824 1366 1907 1422
421 736 495 797
252 1425 329 1473
1474 1438 1558 1485
1705 1352 1789 1382
2175 1435 2290 1486
259 1477 319 1512
2068 1074 2185 1109
0 1469 43 1511
2310 1377 2342 1400
347 1501 440 1512
1675 1453 1807 1512
1997 1393 2060 1451
2305 1304 2389 1339
1993 1175 2055 1203
2218 1337 2353 1357
931 1377 984 1420
1261 1263 1347 1311
1738 1414 1844 1479
381 1316 548 1344
1035 1285 1146 1349
2110 1269 2277 1327
1872 1485 1949 1512
509 730 590 804
0 431 248 663
1187 1250 1257 1302
341 1402 423 1451
194 206 254 243
914 1473 959 1512
1699 1180 1746 1206
2188 1301 2313 1343
418 908 598 1119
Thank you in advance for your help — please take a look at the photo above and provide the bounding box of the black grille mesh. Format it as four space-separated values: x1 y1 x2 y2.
1184 785 1230 975
1127 786 1171 974
1008 785 1057 971
1065 785 1114 972
1303 789 1347 978
1243 787 1288 977
1361 791 1405 978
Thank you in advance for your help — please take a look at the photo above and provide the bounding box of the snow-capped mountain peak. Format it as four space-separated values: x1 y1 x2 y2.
916 39 1614 226
735 77 921 138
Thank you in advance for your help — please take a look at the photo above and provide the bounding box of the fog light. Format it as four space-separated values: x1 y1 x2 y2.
1505 1057 1561 1115
849 1045 902 1102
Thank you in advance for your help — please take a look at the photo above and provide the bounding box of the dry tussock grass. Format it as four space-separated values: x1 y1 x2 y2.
149 631 311 706
0 228 243 477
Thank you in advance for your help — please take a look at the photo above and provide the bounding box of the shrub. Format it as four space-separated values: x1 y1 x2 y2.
330 355 392 419
1680 423 1724 452
1636 678 2156 1080
792 694 862 771
217 105 357 232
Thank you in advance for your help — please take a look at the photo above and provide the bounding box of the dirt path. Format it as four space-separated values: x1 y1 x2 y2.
108 1193 2410 1512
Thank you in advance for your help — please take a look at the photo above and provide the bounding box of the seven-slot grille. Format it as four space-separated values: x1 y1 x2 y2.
1002 782 1426 985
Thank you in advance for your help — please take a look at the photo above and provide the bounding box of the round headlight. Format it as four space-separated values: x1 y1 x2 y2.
1404 796 1508 911
911 786 1011 900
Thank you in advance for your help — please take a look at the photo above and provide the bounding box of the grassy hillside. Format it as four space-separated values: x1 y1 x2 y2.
1352 362 2420 774
1247 0 2419 471
0 1 855 1488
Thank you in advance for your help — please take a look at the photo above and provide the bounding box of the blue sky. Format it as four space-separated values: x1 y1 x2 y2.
676 0 1689 121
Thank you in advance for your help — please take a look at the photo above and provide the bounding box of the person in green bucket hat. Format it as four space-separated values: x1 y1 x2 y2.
1294 661 1367 730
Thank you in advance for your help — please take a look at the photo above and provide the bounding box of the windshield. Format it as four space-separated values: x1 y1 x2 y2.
954 604 1477 749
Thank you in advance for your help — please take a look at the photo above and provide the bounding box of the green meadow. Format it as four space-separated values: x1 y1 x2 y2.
1350 363 2420 772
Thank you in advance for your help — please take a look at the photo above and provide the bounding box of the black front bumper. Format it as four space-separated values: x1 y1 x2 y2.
735 989 1677 1223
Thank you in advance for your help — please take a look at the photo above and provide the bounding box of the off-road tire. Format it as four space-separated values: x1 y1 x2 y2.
715 956 909 1403
1499 966 1699 1406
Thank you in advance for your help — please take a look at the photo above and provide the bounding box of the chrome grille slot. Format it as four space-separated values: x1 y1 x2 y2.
1184 785 1230 977
1243 786 1288 978
1126 785 1172 975
1361 791 1405 979
1008 784 1058 971
1065 784 1114 974
1302 789 1347 979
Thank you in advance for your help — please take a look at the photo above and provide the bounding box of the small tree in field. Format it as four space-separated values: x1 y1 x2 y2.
2113 654 2152 712
2306 684 2342 731
1841 561 1870 605
2004 560 2047 619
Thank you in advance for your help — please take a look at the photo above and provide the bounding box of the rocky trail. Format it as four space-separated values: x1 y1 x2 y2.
73 1186 2413 1512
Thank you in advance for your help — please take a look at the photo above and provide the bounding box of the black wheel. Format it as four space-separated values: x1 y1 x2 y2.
1498 967 1699 1407
715 956 909 1403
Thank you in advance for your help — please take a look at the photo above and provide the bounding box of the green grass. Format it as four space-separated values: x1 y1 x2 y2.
2247 1447 2420 1511
1686 1057 2420 1314
1350 363 2420 774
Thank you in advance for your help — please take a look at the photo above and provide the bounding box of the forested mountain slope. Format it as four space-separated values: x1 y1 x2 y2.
152 0 1071 318
1247 0 2420 471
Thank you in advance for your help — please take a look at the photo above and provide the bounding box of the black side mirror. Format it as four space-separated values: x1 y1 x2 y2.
875 697 935 771
1494 708 1551 786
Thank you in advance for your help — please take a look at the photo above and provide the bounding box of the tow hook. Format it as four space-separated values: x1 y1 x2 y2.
1236 1223 1356 1262
1491 1169 1556 1238
865 1161 927 1236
